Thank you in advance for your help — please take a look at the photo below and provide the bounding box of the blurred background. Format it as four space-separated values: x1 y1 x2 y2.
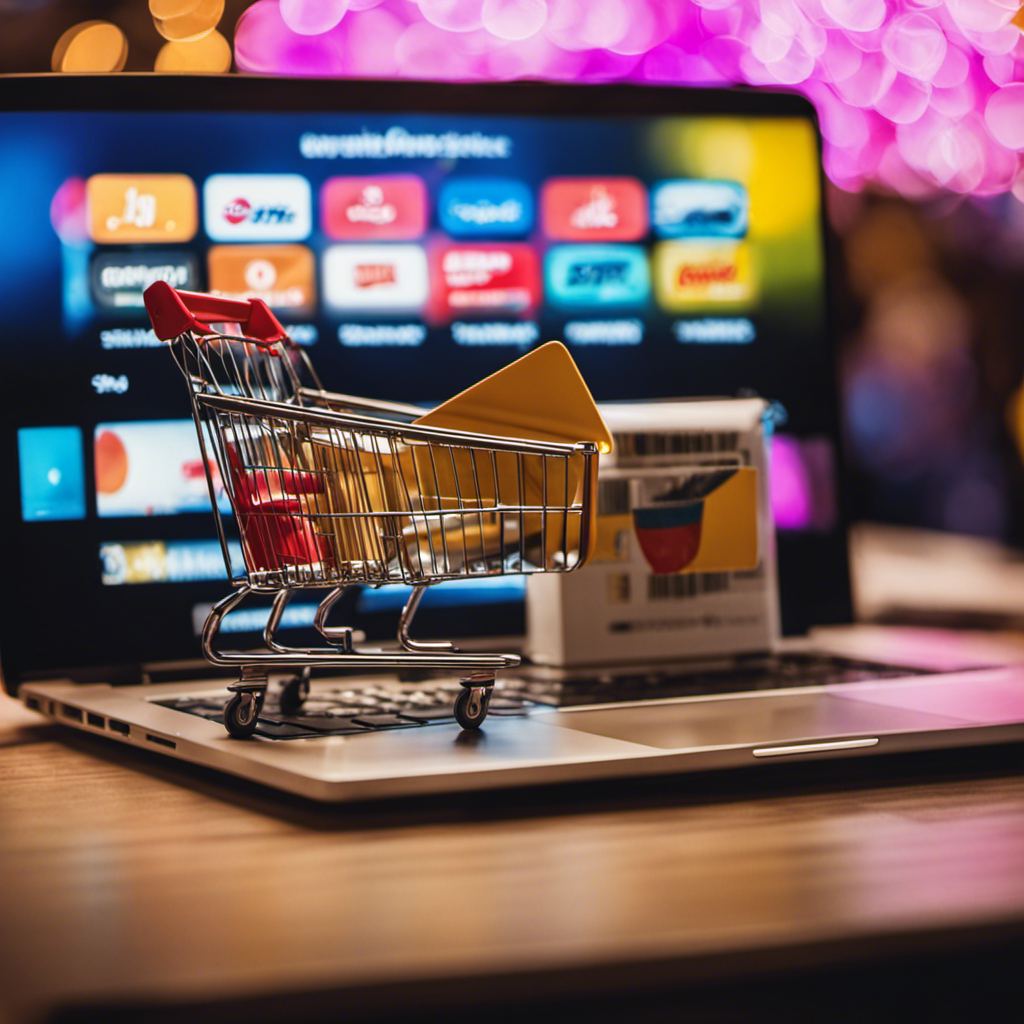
5 0 1024 550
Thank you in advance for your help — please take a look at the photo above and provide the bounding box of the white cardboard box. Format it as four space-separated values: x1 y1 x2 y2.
526 398 780 666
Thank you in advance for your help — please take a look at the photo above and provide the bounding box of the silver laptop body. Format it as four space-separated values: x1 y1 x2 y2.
6 75 1024 801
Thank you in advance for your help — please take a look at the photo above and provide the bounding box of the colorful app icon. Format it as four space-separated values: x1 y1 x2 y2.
86 174 197 244
653 240 755 310
321 176 427 241
100 539 243 586
651 180 748 239
18 427 86 522
208 245 315 313
322 244 429 312
431 244 540 320
541 178 647 241
438 178 533 237
94 421 226 518
90 251 198 310
203 174 312 242
545 245 649 308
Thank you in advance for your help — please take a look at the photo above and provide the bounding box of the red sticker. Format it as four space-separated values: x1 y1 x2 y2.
541 178 648 241
321 176 428 241
430 241 544 321
430 244 540 322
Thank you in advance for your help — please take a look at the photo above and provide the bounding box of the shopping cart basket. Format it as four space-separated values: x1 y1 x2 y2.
143 282 601 737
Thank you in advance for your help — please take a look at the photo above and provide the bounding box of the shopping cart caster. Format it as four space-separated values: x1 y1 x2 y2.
454 684 492 730
279 668 311 715
224 691 263 739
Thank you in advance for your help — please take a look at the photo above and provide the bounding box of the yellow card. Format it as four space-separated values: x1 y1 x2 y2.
411 342 612 569
416 341 612 449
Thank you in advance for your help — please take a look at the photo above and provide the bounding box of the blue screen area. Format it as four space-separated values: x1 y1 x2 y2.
17 427 86 522
0 99 844 680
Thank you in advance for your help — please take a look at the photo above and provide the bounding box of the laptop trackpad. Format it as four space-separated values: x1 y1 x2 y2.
543 690 974 751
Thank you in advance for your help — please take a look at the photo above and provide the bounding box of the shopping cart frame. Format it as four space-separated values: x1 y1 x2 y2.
144 282 599 737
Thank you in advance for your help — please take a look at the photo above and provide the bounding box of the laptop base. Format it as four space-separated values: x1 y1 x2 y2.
22 647 1024 802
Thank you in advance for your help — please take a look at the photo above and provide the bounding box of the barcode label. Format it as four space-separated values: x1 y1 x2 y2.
598 479 630 515
647 572 731 600
614 431 740 458
732 563 765 581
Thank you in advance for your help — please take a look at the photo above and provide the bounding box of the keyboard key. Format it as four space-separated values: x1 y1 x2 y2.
293 706 372 718
254 720 324 739
398 706 458 721
203 708 233 722
352 714 425 728
264 713 375 734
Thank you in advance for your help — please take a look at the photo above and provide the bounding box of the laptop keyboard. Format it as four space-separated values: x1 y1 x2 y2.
154 653 935 739
155 679 533 740
501 652 935 707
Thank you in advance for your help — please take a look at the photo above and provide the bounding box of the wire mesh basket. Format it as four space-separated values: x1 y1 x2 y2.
144 282 600 736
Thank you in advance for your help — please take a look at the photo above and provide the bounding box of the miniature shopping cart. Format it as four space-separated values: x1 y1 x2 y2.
143 282 600 737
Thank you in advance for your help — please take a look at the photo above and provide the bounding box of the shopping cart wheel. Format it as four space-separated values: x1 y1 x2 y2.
224 691 262 739
454 686 491 730
279 669 311 714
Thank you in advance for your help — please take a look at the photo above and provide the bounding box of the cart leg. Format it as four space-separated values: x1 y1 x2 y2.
224 667 267 739
263 588 294 653
279 666 311 714
454 672 494 730
313 586 355 651
264 590 312 714
398 585 458 653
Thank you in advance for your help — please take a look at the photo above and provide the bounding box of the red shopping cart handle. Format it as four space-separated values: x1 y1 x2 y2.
143 281 289 345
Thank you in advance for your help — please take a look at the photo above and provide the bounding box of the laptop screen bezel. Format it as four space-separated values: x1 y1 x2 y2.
0 74 850 695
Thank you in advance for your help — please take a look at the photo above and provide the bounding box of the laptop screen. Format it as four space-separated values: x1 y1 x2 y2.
0 76 850 691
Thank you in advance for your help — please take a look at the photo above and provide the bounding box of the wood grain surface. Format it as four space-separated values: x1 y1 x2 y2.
3 690 1024 1023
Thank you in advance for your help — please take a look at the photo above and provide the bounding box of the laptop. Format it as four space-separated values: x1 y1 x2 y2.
4 74 1024 802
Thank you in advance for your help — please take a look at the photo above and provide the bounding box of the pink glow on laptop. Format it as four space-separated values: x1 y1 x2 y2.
831 667 1024 725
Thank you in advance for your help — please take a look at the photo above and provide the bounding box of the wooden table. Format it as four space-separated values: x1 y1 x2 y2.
3 687 1024 1024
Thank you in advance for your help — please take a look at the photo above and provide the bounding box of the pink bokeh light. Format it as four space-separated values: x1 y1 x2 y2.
279 0 349 36
233 0 1024 200
770 434 837 532
770 435 815 532
49 177 89 246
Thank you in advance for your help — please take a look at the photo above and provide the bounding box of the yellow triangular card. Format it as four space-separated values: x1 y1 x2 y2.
414 341 613 451
409 342 611 568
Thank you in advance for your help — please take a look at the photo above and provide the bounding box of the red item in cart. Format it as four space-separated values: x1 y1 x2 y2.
223 441 332 574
